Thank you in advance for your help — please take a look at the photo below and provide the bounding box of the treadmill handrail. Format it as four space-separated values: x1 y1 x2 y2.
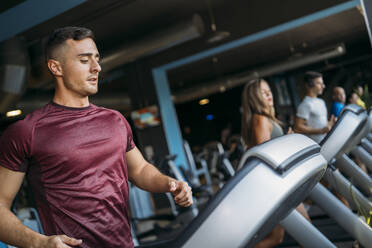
237 134 319 172
320 105 368 162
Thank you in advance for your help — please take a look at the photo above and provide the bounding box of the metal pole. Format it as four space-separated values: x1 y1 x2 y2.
335 154 372 197
309 183 372 247
322 168 372 213
281 210 336 248
367 133 372 143
361 138 372 154
351 146 372 171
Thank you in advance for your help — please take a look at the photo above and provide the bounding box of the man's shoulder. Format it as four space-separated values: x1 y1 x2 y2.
302 96 326 106
298 96 312 108
10 104 51 130
332 101 344 107
91 105 130 125
296 97 314 118
93 104 123 118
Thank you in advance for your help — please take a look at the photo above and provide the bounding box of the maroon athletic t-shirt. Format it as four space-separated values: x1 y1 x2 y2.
0 102 135 248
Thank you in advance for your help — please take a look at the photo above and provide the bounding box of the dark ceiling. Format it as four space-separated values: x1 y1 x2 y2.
167 7 368 97
1 0 371 114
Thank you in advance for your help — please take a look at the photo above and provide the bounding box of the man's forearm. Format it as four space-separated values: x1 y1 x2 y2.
294 124 326 135
132 163 174 193
0 205 45 248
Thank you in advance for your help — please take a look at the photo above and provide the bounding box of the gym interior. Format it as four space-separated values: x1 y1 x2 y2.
0 0 372 247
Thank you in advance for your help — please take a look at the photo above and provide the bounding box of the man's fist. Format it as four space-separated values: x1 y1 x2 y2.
169 180 193 207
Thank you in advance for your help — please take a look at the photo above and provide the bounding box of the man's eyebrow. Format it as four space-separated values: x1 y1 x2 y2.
78 53 100 58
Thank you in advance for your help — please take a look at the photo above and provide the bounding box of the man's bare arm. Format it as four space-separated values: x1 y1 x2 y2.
0 166 82 248
293 117 329 135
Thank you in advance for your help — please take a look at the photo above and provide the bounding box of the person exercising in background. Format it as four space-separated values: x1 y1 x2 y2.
330 86 346 118
347 90 369 174
349 92 359 105
355 85 366 109
241 78 310 248
294 71 335 143
0 26 193 248
295 72 351 208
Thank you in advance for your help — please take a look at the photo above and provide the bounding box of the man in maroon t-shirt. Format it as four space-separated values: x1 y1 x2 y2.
0 27 193 248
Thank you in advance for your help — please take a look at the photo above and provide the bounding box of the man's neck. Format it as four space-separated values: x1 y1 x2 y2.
53 94 90 108
306 91 318 98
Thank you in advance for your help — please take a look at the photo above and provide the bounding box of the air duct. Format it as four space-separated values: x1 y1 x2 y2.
173 44 346 104
0 36 29 113
23 14 205 93
100 14 204 72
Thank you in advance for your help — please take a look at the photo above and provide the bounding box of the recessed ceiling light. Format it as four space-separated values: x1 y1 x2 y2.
199 98 210 105
205 0 231 44
6 109 22 117
207 30 230 43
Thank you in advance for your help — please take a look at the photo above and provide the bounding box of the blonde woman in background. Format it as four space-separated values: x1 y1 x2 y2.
241 78 310 248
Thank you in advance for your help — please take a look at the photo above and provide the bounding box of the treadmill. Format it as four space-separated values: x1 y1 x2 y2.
350 107 372 171
137 134 327 248
334 107 372 196
304 104 372 247
319 104 372 213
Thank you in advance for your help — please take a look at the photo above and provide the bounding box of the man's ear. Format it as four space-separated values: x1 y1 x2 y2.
47 59 63 77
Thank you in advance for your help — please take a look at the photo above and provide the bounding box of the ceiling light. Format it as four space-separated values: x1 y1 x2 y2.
6 109 22 117
205 0 230 44
199 98 210 105
207 30 230 43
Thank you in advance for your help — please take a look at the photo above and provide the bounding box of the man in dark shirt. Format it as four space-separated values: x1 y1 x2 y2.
0 27 193 248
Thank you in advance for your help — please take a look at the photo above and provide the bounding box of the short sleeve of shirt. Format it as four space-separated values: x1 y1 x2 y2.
296 99 311 120
330 103 338 117
122 116 135 152
0 120 33 172
331 102 344 118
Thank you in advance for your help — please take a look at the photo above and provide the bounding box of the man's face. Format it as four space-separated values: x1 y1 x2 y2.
312 77 325 96
59 38 101 97
333 87 346 103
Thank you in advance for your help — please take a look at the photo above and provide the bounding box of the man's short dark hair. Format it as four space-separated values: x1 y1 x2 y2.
304 71 323 87
45 26 95 61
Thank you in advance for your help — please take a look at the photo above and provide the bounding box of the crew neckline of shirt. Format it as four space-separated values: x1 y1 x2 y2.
50 101 92 111
304 96 320 100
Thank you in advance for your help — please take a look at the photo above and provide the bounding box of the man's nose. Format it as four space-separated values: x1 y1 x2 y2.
91 60 101 73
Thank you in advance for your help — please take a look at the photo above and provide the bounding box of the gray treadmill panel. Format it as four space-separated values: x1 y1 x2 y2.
343 104 365 114
320 105 367 162
237 134 319 173
347 108 372 151
137 135 327 248
183 138 326 248
245 172 323 247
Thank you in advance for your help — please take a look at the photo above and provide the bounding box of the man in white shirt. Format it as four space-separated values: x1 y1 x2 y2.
294 71 335 143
